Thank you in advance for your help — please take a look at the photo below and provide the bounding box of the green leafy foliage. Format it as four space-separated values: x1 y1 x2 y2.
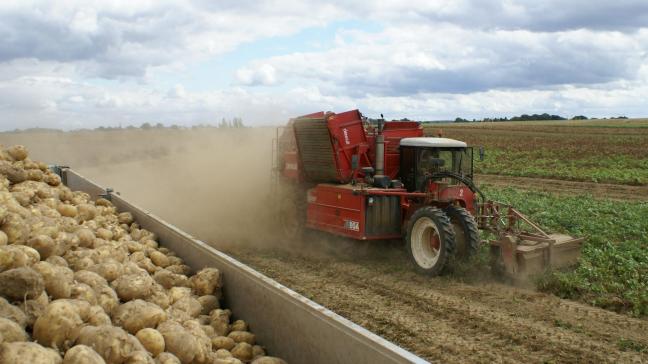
482 186 648 316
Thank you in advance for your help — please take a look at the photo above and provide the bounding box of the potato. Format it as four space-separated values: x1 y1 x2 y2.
124 350 155 364
165 265 191 276
57 204 77 218
170 296 202 320
195 295 219 316
27 169 44 182
76 325 142 364
167 287 192 304
13 245 40 265
227 331 255 345
1 213 29 244
190 268 222 296
0 297 27 328
214 358 243 364
0 317 28 343
94 197 112 207
63 345 106 364
46 255 68 267
182 320 212 364
149 251 169 268
0 231 7 246
211 337 235 351
135 328 165 357
145 284 170 310
0 245 28 272
20 292 49 329
153 270 190 290
70 283 98 305
26 235 58 259
209 309 231 337
112 300 167 335
231 342 253 362
97 228 114 241
33 261 73 299
118 212 134 225
157 320 200 364
88 260 123 282
251 357 287 364
0 267 45 300
230 319 247 332
75 228 95 248
252 345 265 358
5 146 28 161
111 273 155 301
74 270 108 290
76 204 96 222
0 162 27 184
95 285 120 314
88 305 112 326
215 349 232 359
33 299 88 351
0 342 62 364
155 352 180 364
43 173 61 187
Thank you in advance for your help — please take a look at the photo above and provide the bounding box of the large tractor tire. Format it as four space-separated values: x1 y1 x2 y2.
406 207 456 276
444 205 480 260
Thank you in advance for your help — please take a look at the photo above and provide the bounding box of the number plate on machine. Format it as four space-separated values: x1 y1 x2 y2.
344 220 360 231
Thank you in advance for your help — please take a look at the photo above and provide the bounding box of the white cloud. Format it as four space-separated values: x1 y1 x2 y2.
0 1 648 130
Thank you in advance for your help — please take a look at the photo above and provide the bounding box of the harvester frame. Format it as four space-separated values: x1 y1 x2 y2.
271 109 583 279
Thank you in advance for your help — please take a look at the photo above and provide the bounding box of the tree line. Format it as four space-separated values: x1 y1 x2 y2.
453 114 629 123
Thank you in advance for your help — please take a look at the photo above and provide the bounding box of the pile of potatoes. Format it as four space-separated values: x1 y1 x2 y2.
0 145 287 364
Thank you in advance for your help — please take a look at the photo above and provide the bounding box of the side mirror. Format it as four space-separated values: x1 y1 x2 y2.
479 147 485 162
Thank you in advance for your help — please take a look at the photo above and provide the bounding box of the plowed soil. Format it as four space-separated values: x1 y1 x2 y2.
228 243 648 363
477 174 648 201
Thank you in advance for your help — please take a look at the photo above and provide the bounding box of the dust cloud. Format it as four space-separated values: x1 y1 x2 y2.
0 127 288 249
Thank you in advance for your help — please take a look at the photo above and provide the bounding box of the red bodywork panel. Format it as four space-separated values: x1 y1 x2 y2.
326 110 370 183
282 110 422 183
306 182 475 240
306 184 403 240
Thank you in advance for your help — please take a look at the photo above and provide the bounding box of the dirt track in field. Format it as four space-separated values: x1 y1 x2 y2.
228 243 648 363
477 174 648 201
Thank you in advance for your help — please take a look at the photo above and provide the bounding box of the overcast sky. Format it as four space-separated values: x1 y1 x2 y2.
1 1 647 130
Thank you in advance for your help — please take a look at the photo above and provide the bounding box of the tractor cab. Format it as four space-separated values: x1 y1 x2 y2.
399 137 474 193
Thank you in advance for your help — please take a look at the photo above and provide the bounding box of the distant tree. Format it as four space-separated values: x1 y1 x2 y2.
140 122 152 130
155 122 164 128
572 115 588 120
454 117 469 123
170 124 180 129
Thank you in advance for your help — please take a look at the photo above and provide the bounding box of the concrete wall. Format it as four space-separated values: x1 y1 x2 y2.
62 168 428 364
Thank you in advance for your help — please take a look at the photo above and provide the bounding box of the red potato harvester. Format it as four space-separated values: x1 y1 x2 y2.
271 110 583 278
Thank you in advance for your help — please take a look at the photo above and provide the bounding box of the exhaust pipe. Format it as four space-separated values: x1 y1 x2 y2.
372 116 390 188
375 133 385 176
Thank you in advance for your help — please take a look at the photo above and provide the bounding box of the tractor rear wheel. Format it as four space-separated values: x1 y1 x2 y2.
444 205 480 260
406 207 455 276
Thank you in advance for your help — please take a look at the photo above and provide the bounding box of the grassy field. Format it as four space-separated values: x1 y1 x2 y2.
426 118 648 185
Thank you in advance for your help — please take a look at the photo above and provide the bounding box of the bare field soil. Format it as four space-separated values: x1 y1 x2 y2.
232 245 648 363
2 128 647 362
